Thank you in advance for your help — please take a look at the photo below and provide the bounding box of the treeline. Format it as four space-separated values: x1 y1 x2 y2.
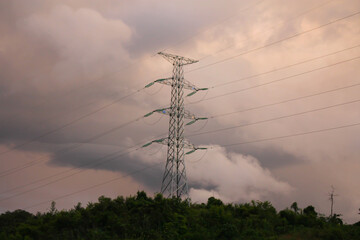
0 191 359 240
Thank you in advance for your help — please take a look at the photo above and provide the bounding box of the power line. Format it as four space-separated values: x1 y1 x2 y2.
188 55 360 105
1 0 263 159
0 50 201 202
23 161 164 210
64 0 265 97
6 79 359 196
0 88 144 157
24 0 266 134
22 119 360 210
0 132 167 196
8 75 356 180
189 98 360 137
4 53 357 190
47 0 330 103
197 0 337 61
158 44 359 108
44 0 332 113
4 0 358 195
2 3 351 159
0 116 143 177
217 121 360 148
31 0 265 132
0 132 168 202
209 82 360 119
2 1 358 212
187 10 360 73
181 44 360 107
211 44 360 88
39 1 351 135
0 148 135 202
22 45 353 176
6 75 357 203
4 80 360 195
0 128 167 193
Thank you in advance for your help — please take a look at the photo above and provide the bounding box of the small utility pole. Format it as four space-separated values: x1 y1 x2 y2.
329 185 338 217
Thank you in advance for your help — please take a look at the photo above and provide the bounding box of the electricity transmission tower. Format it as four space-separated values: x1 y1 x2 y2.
143 52 207 198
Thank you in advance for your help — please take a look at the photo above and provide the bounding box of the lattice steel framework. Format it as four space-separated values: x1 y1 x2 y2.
160 52 196 198
143 52 207 199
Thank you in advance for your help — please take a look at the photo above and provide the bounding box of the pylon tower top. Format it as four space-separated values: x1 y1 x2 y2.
158 52 198 65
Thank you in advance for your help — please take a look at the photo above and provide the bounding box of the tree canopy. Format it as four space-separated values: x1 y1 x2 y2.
0 192 359 240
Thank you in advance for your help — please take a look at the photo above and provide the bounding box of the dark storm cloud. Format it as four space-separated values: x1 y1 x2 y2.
0 1 137 148
48 143 164 190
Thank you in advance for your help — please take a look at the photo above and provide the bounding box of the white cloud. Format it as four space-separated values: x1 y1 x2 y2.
187 146 293 203
134 144 292 203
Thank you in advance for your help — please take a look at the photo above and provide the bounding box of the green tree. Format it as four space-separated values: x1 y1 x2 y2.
49 201 57 215
1 193 359 239
290 202 299 214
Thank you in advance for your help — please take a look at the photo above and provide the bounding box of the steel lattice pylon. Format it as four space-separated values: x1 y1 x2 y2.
143 52 207 199
160 52 197 198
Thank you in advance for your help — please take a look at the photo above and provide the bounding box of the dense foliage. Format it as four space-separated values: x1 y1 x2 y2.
0 191 359 239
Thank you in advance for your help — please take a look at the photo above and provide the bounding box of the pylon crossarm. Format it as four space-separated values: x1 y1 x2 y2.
144 107 171 117
185 147 207 155
187 87 209 97
186 117 208 126
145 108 205 122
142 138 168 148
145 78 206 94
145 77 172 88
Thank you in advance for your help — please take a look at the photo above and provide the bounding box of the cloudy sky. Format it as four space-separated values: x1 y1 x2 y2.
1 0 360 223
